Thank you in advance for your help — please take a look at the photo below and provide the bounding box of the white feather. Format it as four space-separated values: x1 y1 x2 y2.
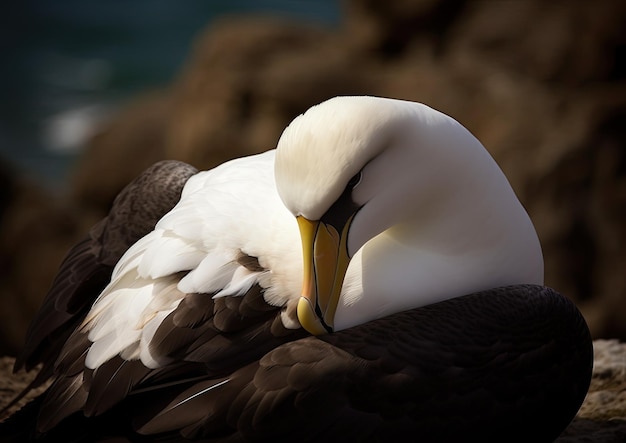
177 250 237 294
214 266 261 298
137 233 205 279
139 311 173 368
80 150 303 370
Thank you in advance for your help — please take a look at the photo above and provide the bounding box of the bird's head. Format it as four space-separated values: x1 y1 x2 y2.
275 96 434 335
275 96 544 336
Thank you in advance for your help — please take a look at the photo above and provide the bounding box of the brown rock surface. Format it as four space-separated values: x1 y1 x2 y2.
2 340 625 441
0 168 83 355
556 340 626 442
1 0 625 354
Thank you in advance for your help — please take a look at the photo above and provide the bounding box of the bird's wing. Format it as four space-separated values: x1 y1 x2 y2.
16 160 199 373
7 161 198 413
133 285 591 443
26 152 307 432
34 277 307 433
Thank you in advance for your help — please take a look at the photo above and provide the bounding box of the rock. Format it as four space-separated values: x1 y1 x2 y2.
578 340 626 421
448 1 626 84
0 164 82 356
0 358 49 419
555 340 626 442
1 340 625 441
69 91 172 217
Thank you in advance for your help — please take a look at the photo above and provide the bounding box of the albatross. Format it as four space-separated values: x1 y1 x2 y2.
0 96 592 442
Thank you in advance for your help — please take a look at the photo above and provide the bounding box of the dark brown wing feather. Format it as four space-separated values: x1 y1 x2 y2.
12 161 198 385
135 285 592 443
34 279 306 433
151 286 303 370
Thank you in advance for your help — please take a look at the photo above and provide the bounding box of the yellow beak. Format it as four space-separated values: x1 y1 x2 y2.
296 215 354 335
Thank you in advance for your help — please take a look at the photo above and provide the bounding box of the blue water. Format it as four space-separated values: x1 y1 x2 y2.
0 0 340 190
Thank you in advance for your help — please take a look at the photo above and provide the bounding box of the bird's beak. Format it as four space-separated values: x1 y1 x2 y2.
296 215 354 335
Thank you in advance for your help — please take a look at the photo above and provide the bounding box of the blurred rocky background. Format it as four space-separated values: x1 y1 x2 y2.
1 0 625 356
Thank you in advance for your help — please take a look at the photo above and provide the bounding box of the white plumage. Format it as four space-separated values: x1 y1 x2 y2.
277 97 543 330
82 150 303 369
77 96 542 370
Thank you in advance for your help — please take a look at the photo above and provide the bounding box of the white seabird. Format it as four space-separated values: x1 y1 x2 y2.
0 96 591 442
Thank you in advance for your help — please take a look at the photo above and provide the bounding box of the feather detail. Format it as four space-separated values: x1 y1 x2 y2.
84 272 184 369
137 377 231 435
214 266 262 298
84 357 151 416
137 232 205 279
139 311 175 368
85 328 142 370
37 374 88 433
177 251 237 294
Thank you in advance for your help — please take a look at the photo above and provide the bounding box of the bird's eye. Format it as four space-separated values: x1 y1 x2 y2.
347 171 362 189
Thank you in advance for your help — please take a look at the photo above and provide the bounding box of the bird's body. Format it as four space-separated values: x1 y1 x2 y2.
0 97 591 442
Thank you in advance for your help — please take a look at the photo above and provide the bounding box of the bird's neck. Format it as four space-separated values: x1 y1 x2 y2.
335 180 543 332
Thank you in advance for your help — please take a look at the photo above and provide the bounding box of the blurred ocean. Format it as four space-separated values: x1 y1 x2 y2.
0 0 340 191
